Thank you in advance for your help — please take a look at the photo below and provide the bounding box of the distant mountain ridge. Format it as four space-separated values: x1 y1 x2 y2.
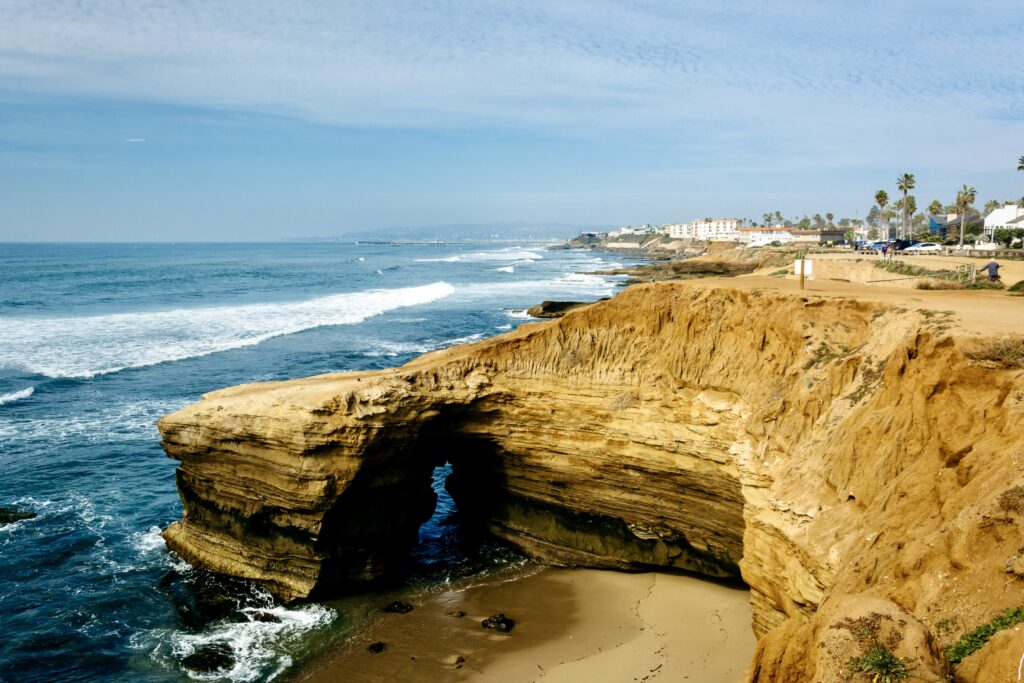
295 223 614 242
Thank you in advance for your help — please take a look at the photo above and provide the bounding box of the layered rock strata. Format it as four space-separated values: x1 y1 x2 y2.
160 283 1024 681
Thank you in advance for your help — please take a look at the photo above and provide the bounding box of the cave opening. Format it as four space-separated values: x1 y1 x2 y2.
405 424 514 579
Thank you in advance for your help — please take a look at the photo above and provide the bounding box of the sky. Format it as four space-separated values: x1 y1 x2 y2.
1 0 1022 241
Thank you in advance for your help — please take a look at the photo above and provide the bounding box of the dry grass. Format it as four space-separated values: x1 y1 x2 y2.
964 337 1024 368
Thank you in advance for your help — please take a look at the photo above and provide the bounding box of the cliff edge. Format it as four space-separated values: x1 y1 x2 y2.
159 282 1024 681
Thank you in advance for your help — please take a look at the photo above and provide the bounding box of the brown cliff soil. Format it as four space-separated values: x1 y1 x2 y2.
159 278 1024 682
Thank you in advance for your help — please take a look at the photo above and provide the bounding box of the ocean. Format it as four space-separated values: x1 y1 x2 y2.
0 242 627 683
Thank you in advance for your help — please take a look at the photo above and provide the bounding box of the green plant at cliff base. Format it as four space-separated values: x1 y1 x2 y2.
848 643 910 682
946 604 1024 665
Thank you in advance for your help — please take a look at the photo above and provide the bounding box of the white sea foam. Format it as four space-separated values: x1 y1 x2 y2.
0 387 33 405
416 247 544 263
0 398 188 445
0 282 455 379
361 332 486 358
166 603 336 682
495 266 514 273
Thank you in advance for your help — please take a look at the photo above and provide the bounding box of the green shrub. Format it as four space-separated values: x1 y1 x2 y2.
848 643 910 681
946 605 1024 665
1008 279 1024 292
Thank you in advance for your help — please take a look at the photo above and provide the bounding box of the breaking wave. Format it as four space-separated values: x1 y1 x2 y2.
0 282 455 379
0 387 34 405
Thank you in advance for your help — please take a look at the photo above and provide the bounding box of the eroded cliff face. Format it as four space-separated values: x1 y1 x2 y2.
159 283 1024 681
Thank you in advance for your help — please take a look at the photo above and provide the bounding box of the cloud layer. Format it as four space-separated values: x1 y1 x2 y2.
2 0 1021 130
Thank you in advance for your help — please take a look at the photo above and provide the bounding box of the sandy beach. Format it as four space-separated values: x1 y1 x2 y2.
294 568 754 682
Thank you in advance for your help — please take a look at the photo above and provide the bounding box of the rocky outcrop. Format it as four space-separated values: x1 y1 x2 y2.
525 300 601 318
160 282 1024 681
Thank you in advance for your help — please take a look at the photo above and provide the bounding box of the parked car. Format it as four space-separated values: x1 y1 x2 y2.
867 241 891 251
904 242 942 252
891 239 920 251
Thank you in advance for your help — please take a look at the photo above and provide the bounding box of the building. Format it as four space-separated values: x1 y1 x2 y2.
667 218 742 241
736 227 794 246
736 227 845 246
984 205 1024 241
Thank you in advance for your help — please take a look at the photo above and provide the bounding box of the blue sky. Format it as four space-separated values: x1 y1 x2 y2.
1 0 1022 241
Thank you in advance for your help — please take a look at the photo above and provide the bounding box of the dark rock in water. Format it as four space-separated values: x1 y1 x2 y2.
181 642 234 674
247 610 281 623
447 609 466 618
481 613 515 632
448 654 466 669
384 600 414 614
526 300 597 319
367 641 386 654
0 506 36 525
162 569 243 631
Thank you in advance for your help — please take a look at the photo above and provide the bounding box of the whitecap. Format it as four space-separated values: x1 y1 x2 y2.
0 282 455 379
0 387 33 405
164 603 336 683
416 247 545 263
0 397 188 445
495 266 514 273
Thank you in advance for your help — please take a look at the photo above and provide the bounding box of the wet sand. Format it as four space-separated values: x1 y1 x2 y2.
294 567 754 682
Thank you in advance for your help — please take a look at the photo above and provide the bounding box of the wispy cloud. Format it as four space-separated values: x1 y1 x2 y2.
1 1 1021 131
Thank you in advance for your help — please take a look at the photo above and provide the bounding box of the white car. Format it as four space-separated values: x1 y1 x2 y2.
904 242 942 252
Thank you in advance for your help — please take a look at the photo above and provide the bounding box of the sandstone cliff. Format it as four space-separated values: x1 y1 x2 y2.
159 283 1024 681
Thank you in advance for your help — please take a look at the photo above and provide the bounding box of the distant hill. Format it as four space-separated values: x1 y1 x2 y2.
295 223 614 242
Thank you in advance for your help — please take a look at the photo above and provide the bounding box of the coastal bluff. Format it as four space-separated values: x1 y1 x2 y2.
159 282 1024 681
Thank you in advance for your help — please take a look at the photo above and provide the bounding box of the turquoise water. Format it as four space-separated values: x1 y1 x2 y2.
0 242 625 682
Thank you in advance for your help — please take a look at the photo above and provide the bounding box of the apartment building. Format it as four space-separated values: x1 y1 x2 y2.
666 218 741 240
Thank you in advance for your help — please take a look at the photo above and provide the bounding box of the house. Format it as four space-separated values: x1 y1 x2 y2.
930 212 983 241
736 227 794 245
984 205 1024 241
736 227 844 246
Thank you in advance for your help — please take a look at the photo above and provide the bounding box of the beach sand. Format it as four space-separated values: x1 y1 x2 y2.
294 568 754 682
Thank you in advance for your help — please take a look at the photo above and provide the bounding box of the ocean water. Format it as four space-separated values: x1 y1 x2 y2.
0 242 626 683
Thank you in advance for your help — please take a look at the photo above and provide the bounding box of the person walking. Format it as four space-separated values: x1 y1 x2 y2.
985 259 1001 282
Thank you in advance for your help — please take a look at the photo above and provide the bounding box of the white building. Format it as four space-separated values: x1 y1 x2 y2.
666 218 742 241
736 227 795 246
984 205 1024 240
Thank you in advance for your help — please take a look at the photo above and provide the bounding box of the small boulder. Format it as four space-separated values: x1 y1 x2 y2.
0 506 36 526
447 609 466 618
367 641 386 654
181 642 234 674
447 654 466 670
384 601 414 614
482 613 515 632
247 610 281 623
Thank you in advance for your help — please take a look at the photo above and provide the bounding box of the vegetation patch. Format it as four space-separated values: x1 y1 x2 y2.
873 260 940 279
846 358 886 403
802 342 850 370
834 613 912 682
945 605 1024 665
964 337 1024 368
998 486 1024 514
848 643 911 682
1007 279 1024 292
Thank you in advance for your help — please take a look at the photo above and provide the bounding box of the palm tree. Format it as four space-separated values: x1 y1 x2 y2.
928 199 943 216
896 173 915 239
1018 155 1024 171
826 212 834 227
957 184 977 248
762 212 773 227
875 190 889 238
